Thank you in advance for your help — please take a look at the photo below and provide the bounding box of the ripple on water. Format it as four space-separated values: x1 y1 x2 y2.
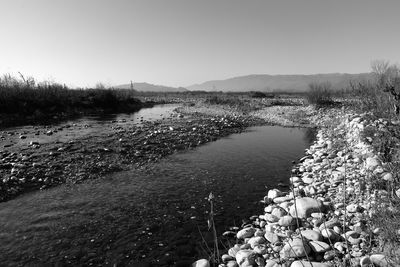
0 125 315 266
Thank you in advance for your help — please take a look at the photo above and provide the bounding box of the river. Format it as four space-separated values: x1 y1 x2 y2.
0 105 315 266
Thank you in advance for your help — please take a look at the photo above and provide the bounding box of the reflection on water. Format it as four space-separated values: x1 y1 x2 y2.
0 125 315 266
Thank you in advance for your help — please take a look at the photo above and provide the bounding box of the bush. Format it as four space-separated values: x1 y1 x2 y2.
250 91 267 98
305 82 334 106
0 73 143 117
350 60 400 119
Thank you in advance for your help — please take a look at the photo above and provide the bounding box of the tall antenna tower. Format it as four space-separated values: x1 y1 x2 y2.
130 80 134 90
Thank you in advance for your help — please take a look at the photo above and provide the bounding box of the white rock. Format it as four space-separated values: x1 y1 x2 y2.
226 260 239 267
192 259 210 267
264 231 280 244
271 207 287 218
279 238 311 259
366 157 380 170
370 254 389 267
301 229 322 241
268 189 284 200
382 172 394 181
289 197 323 218
237 228 256 239
346 204 359 213
278 215 296 227
235 250 257 267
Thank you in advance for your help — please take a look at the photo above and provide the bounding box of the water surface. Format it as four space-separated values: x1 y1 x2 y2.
0 125 315 266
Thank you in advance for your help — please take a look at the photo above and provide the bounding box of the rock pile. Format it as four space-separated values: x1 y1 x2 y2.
195 113 396 267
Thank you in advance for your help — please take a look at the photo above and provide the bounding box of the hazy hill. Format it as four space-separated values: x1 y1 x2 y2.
187 73 374 92
116 82 187 92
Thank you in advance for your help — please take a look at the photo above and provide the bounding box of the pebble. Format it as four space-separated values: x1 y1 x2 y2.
301 229 322 241
370 254 389 267
192 259 210 267
279 238 311 259
235 250 257 267
289 197 323 218
237 228 256 239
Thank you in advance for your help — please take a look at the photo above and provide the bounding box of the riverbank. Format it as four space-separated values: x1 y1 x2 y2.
196 110 400 267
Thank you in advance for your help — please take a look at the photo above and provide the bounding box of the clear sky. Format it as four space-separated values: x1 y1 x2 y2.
1 0 400 88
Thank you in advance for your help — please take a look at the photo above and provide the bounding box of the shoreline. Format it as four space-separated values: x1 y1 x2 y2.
197 110 398 267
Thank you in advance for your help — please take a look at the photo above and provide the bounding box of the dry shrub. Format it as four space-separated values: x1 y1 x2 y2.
305 82 334 106
351 60 400 119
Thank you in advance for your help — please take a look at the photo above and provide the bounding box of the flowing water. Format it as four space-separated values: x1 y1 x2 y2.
0 109 315 266
1 104 179 147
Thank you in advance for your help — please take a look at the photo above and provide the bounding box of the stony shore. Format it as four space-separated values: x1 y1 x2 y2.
193 110 399 267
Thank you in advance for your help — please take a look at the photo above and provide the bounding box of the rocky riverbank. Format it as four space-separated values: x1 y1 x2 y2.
193 111 400 267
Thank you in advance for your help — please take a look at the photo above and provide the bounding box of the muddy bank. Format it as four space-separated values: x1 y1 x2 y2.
0 105 265 202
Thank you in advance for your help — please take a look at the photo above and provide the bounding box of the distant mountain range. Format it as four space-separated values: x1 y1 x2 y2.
115 82 187 92
187 73 374 92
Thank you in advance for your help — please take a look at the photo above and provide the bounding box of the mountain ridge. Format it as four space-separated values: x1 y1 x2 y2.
187 73 374 92
115 82 187 92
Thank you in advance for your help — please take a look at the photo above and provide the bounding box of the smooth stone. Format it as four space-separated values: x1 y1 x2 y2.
237 228 256 239
346 204 359 213
309 241 330 253
321 217 341 229
265 231 280 244
291 261 332 267
278 215 296 227
279 238 311 259
366 157 380 170
228 246 241 257
268 189 284 200
301 230 322 241
192 259 210 267
382 172 394 181
289 197 323 218
248 236 266 249
235 250 257 267
274 196 292 204
272 207 288 218
370 254 389 267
